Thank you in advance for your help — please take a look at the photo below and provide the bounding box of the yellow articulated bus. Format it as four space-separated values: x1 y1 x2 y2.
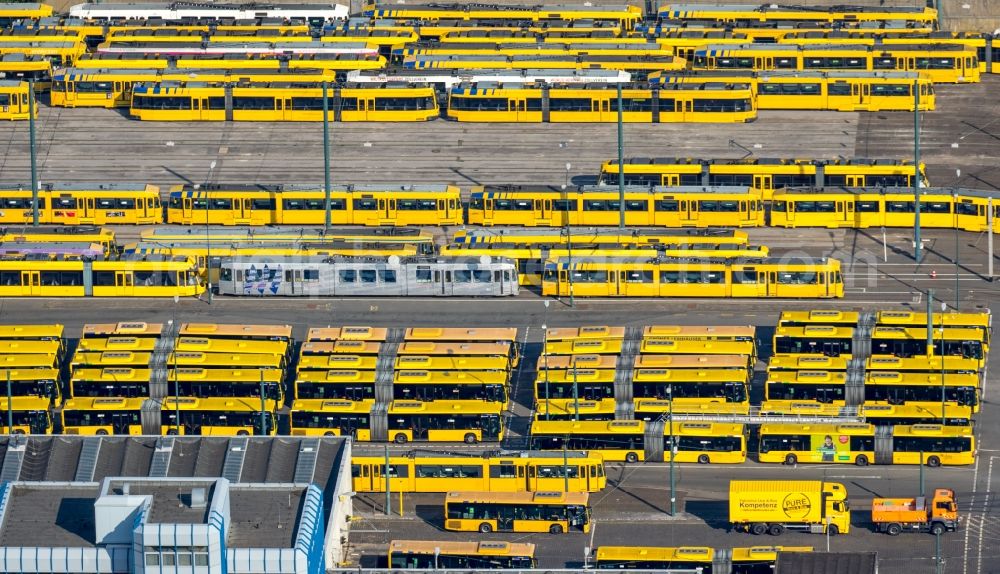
444 491 592 534
654 70 934 112
352 451 607 493
542 256 844 298
0 183 162 225
0 255 203 298
290 399 505 443
61 397 147 435
777 309 860 328
877 310 991 340
165 184 461 227
771 188 1000 232
530 419 748 464
691 43 979 84
50 67 339 108
392 370 510 407
594 545 813 570
446 81 755 123
0 396 52 434
758 423 975 467
389 540 536 569
657 3 938 25
599 157 927 200
0 368 60 402
129 81 438 122
75 53 387 72
394 354 510 372
468 185 764 227
365 3 644 28
161 396 278 436
0 80 34 120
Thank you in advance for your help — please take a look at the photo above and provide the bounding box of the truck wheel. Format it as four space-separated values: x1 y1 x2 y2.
625 452 639 463
886 524 902 536
827 524 839 536
697 454 710 464
931 523 945 536
784 454 797 465
855 454 869 466
768 524 785 536
927 456 941 468
750 523 767 535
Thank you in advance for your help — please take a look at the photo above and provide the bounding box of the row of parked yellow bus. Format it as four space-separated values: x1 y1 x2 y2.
1 179 999 232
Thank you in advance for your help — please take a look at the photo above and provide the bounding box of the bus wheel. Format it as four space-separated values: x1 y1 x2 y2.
323 432 334 436
697 454 710 464
827 525 839 536
166 429 178 436
768 524 784 536
12 429 24 435
394 434 408 444
478 523 493 533
784 454 797 465
463 433 478 444
927 456 941 468
855 455 869 466
886 523 902 536
750 523 767 535
549 524 564 534
625 452 639 463
236 430 249 436
96 429 109 436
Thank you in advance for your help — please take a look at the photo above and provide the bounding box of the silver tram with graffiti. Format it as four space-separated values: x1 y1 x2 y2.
218 255 519 297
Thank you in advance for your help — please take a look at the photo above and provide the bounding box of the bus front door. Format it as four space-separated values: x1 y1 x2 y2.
235 198 252 225
379 197 397 224
509 98 526 121
753 175 772 199
20 271 39 295
81 196 96 224
115 271 133 296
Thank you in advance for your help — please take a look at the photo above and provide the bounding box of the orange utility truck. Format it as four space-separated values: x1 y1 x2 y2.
872 488 959 535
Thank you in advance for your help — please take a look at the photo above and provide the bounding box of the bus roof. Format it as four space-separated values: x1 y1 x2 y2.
872 326 986 340
397 341 511 355
546 326 625 341
596 546 713 562
893 424 973 437
179 323 293 340
643 325 755 339
169 367 283 382
877 311 990 329
767 370 846 383
295 369 378 382
405 327 518 342
388 400 503 415
161 396 277 411
759 422 875 434
82 322 163 337
445 490 589 505
0 324 63 339
778 310 860 325
768 354 849 370
300 340 383 355
538 354 618 370
306 326 388 341
394 370 508 384
864 371 979 386
389 540 536 557
62 397 148 410
773 325 854 338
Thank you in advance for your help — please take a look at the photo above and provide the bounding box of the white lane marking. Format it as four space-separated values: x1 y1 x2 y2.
963 449 980 574
976 456 995 574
